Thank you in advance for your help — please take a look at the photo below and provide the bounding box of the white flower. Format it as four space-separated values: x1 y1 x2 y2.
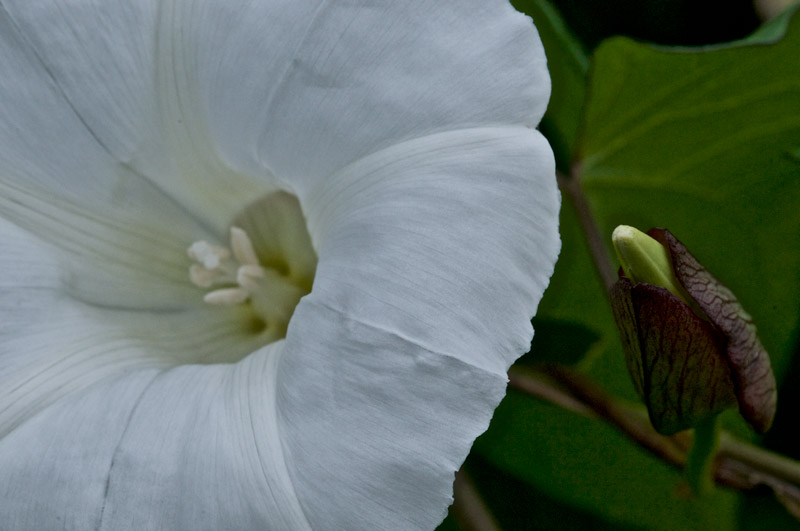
0 1 559 529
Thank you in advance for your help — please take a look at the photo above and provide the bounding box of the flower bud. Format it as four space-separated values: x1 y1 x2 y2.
610 226 776 435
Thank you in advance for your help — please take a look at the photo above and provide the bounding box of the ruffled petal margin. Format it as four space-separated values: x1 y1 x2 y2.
178 0 550 190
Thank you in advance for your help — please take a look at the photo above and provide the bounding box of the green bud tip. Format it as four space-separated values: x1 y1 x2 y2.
611 225 689 305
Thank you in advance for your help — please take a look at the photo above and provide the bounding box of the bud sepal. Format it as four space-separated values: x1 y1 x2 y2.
610 227 777 436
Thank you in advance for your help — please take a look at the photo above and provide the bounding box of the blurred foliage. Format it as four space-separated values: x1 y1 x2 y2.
512 0 588 169
441 2 800 529
549 0 760 48
579 8 800 381
447 454 636 531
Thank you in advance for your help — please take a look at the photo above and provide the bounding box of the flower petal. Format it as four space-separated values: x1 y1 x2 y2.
263 1 550 183
0 3 234 307
1 0 549 226
0 226 305 527
0 179 208 308
2 126 558 529
1 2 559 528
0 344 309 530
0 368 161 529
167 0 549 186
98 345 310 530
0 219 268 438
0 1 272 232
279 126 560 528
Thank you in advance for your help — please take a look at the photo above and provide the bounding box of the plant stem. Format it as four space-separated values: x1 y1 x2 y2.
507 365 800 519
685 415 720 495
718 432 800 485
510 365 689 467
558 169 616 290
452 469 500 531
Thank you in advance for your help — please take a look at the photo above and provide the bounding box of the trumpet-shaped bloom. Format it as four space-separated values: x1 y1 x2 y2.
0 1 559 529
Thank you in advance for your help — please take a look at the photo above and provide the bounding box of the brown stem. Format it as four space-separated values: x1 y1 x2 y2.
508 365 800 516
718 433 800 486
451 469 500 531
558 168 616 290
507 369 593 417
510 365 688 467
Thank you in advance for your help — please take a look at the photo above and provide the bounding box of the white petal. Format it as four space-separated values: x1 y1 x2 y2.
166 0 549 186
0 369 161 529
278 126 560 528
0 2 227 309
0 126 559 529
0 177 212 308
0 343 309 531
0 2 558 529
0 1 273 232
0 345 308 530
98 345 309 530
1 0 549 226
0 219 268 438
0 228 306 527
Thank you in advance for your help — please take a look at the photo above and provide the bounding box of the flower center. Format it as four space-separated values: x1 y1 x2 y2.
187 191 316 342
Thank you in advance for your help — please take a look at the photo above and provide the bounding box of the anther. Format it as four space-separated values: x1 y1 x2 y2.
187 241 230 270
189 264 219 288
204 287 250 305
188 228 270 306
230 227 260 266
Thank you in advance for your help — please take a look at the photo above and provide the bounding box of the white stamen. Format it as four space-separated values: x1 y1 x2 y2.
238 264 265 278
230 226 261 266
188 227 271 306
187 241 230 270
186 241 209 260
189 264 219 288
204 255 220 270
204 287 250 305
237 264 266 292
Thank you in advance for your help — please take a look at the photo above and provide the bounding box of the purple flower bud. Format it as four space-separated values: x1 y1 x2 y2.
610 227 776 435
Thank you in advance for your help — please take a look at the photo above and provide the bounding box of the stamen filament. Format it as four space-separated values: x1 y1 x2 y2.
237 264 266 292
189 264 219 288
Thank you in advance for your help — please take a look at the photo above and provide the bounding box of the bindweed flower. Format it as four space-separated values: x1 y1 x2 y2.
610 226 776 436
0 1 560 529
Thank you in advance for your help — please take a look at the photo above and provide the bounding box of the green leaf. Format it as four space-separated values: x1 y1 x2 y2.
460 454 634 530
476 9 800 529
513 0 588 169
475 392 739 530
578 8 800 382
519 318 600 366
